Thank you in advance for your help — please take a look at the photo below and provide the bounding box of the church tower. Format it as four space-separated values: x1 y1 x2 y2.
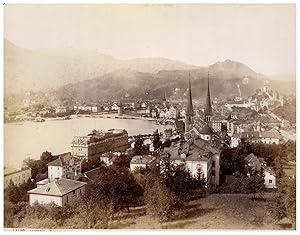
204 71 213 123
185 73 194 133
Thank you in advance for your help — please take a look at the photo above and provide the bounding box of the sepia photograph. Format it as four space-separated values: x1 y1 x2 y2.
2 2 296 231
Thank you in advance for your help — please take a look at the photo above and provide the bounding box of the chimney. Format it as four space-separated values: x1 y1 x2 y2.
55 177 59 184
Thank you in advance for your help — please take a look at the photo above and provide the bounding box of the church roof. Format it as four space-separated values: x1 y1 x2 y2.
199 123 214 135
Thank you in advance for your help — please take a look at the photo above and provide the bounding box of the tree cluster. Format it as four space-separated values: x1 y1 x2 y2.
23 151 58 180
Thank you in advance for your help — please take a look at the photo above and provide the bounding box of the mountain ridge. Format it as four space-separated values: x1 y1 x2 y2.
4 39 295 103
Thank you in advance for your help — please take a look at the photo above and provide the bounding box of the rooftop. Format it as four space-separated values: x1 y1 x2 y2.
27 178 87 196
47 152 80 167
131 155 155 164
4 167 31 177
72 129 128 145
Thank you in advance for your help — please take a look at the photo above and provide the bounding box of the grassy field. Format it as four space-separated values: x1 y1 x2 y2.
109 193 283 229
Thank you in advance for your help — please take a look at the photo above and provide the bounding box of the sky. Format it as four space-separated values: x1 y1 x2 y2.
4 4 296 75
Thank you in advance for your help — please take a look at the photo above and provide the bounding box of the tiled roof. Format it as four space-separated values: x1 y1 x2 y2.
199 123 214 135
131 155 155 164
47 158 62 167
84 167 103 180
259 131 281 139
164 138 219 162
4 167 31 176
47 153 80 167
28 178 86 196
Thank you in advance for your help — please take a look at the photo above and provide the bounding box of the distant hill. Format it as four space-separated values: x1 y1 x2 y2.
56 60 294 104
4 39 295 102
4 39 197 96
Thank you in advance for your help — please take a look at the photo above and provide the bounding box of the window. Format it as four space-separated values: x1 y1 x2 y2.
269 179 273 184
73 190 76 196
212 161 215 167
66 196 69 203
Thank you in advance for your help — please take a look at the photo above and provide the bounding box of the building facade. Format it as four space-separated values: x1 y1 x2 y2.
28 178 87 207
47 152 81 180
4 167 32 188
71 129 129 158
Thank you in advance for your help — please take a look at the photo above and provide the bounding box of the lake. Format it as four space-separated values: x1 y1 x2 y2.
4 116 172 168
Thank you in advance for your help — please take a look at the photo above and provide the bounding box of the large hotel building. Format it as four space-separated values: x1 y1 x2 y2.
71 129 129 158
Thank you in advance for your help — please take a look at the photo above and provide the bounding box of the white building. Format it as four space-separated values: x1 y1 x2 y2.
130 155 156 171
111 103 119 111
166 106 179 119
230 130 281 148
55 106 67 113
91 106 98 113
159 110 167 118
100 152 123 166
4 167 31 188
163 138 220 187
47 153 81 180
264 168 276 189
28 178 87 207
245 153 276 189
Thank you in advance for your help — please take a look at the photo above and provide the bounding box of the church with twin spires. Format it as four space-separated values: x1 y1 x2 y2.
185 72 219 141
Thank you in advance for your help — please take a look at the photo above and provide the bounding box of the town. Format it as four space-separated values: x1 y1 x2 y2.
4 72 296 229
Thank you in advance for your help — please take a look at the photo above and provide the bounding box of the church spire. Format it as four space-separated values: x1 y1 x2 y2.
186 72 194 116
204 71 213 122
185 72 194 133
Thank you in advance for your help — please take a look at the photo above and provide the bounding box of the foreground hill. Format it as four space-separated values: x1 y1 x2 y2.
122 194 281 229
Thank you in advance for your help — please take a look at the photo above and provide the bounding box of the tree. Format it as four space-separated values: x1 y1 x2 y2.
134 135 144 155
283 178 296 229
23 151 58 180
159 156 200 208
242 170 265 199
65 199 112 229
81 155 102 173
227 171 246 193
4 181 22 204
89 165 144 216
144 179 174 223
153 130 162 150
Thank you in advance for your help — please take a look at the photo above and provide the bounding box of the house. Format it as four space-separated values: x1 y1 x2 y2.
166 106 179 119
55 106 67 114
47 152 81 180
111 103 119 111
159 109 167 118
130 155 156 171
163 138 220 187
230 130 281 147
91 106 98 113
100 152 123 166
245 153 276 189
4 167 32 188
143 138 154 152
28 178 87 206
